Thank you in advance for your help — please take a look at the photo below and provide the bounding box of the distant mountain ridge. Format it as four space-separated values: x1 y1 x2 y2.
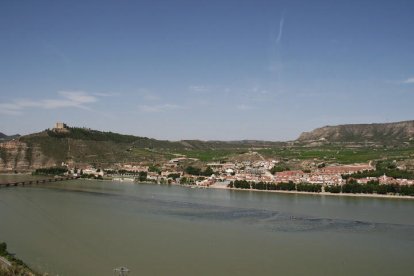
297 120 414 143
1 120 414 172
0 132 20 141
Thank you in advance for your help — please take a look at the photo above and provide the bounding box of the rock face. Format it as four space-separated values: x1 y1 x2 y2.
0 140 56 172
297 120 414 143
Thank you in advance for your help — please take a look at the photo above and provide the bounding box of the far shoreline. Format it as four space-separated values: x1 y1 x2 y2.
206 183 414 200
1 174 413 200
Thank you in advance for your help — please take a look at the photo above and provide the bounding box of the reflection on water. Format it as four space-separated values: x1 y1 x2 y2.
1 179 414 275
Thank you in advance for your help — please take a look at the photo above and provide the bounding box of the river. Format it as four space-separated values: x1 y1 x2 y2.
1 179 413 275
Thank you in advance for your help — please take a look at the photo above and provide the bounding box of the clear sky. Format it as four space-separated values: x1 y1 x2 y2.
1 0 413 141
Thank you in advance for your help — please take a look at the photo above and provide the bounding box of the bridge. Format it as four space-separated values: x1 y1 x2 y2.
0 176 79 188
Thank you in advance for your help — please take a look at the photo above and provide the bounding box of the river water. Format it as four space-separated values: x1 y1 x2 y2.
0 179 413 275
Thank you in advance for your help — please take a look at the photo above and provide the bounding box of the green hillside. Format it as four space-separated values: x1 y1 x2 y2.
15 127 281 166
2 122 414 171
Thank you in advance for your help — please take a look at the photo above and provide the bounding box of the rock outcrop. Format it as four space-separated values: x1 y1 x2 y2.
0 140 56 172
297 120 414 143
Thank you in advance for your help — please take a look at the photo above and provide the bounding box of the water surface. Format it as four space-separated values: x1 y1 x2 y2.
1 179 413 275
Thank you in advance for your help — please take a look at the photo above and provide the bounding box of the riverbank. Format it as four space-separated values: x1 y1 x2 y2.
208 183 414 200
0 242 40 276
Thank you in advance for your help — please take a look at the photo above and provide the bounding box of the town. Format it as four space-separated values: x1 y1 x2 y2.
52 154 414 197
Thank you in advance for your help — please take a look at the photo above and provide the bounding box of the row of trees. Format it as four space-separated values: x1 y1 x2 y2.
228 180 322 193
32 167 68 176
342 169 414 180
325 181 414 196
342 160 414 180
229 180 414 196
80 174 103 180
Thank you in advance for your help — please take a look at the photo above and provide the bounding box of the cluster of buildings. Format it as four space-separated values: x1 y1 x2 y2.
356 175 414 186
65 156 414 188
274 164 374 186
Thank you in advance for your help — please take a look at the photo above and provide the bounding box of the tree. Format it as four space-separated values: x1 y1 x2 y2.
168 173 181 180
138 171 147 182
0 242 6 255
270 164 290 174
203 166 214 176
185 166 202 175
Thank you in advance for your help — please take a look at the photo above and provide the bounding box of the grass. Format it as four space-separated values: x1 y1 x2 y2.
173 149 247 162
258 145 414 164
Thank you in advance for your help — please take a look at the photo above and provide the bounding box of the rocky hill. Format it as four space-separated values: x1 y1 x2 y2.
0 126 281 172
2 120 413 172
297 120 414 144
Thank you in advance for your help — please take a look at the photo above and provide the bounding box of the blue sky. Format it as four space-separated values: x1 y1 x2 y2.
1 0 413 141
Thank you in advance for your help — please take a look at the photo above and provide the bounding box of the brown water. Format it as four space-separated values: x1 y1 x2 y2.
0 178 413 275
0 174 45 184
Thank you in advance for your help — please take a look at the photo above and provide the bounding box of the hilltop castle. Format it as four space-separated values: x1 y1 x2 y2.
53 122 69 133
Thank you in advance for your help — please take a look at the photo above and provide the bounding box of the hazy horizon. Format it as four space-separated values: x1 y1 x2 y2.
1 0 414 140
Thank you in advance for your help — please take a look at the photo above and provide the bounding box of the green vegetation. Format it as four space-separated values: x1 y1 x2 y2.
7 126 414 173
0 242 39 276
296 183 323 192
342 161 414 180
185 166 214 176
0 148 8 166
148 165 161 174
167 173 181 180
32 167 68 176
138 171 147 181
343 169 414 180
175 149 244 162
324 185 341 193
270 164 290 174
258 145 414 164
19 129 181 167
325 181 414 196
48 127 148 144
229 180 414 196
185 166 201 175
229 180 321 192
80 174 103 180
21 134 69 164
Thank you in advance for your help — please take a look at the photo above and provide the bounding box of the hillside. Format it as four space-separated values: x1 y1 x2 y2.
2 121 414 172
0 127 281 171
0 132 20 141
297 120 414 144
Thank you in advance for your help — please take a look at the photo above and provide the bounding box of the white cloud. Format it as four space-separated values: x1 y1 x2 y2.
143 93 161 101
138 103 182 113
402 77 414 84
236 104 254 111
59 91 97 104
0 91 99 115
189 85 208 93
276 15 285 44
93 92 120 97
